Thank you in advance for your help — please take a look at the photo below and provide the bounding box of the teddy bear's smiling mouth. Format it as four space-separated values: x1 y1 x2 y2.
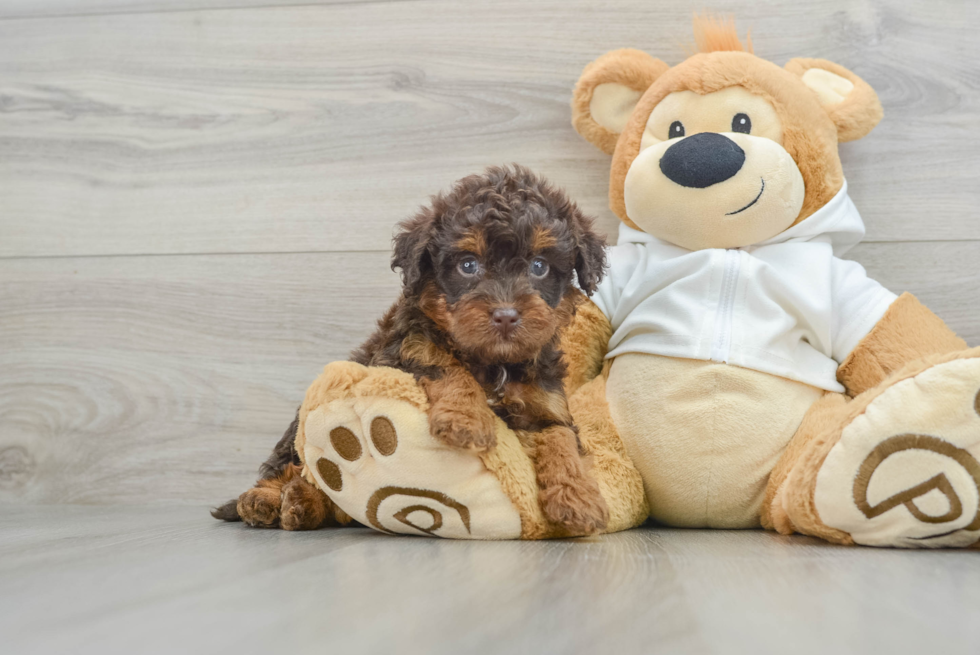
726 178 765 215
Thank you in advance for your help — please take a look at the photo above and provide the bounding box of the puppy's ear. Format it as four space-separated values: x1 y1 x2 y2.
570 209 607 296
391 206 438 293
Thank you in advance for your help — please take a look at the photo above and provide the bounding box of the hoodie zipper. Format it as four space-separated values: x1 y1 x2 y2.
710 249 740 363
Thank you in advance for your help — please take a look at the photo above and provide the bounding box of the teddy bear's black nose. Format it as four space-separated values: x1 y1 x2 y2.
659 132 745 188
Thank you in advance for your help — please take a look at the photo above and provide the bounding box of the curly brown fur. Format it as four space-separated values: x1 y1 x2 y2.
232 463 340 530
215 165 609 534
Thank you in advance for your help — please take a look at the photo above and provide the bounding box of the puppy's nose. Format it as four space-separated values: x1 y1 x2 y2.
659 132 745 188
491 307 521 336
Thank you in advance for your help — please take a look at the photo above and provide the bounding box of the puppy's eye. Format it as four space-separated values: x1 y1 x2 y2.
529 258 549 278
669 121 685 139
732 113 751 134
457 257 481 277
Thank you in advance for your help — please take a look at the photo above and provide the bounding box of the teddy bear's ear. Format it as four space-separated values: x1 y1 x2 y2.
572 49 670 155
785 58 883 142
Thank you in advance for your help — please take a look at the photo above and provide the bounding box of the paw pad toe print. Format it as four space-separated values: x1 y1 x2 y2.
302 397 521 539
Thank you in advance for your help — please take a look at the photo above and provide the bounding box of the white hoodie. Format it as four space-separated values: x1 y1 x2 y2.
592 182 897 392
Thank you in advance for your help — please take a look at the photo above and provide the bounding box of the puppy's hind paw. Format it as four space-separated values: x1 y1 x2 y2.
237 486 281 528
280 478 330 531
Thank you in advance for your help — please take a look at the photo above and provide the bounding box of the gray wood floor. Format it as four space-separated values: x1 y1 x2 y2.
3 506 980 655
2 0 980 651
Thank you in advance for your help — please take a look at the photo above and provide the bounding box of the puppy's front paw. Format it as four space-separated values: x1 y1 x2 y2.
237 487 281 528
280 478 329 531
428 408 497 451
539 473 609 536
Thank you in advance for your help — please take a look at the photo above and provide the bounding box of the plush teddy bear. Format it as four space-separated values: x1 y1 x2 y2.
296 15 980 547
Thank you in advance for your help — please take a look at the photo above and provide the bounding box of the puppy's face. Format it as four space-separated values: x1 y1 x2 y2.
393 167 606 364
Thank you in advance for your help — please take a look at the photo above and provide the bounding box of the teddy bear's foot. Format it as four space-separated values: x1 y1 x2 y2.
778 348 980 548
301 386 523 539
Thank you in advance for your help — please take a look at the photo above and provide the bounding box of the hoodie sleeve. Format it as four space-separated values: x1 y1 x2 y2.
830 257 898 363
590 242 643 327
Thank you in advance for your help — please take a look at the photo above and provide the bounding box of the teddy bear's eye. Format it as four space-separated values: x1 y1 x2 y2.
732 113 751 134
669 121 685 139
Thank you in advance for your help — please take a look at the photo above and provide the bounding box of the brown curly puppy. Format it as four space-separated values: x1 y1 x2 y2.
213 165 610 535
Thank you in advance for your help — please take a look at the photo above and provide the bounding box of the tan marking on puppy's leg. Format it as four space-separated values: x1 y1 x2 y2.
423 367 497 451
280 476 334 531
522 425 609 535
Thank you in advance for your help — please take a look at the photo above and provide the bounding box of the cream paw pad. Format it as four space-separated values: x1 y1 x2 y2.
296 362 523 539
815 352 980 548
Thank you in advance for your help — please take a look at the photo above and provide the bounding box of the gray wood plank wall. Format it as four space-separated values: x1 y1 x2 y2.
2 0 978 505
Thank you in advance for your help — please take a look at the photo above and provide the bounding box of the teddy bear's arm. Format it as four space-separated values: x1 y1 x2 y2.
836 292 967 397
560 297 613 396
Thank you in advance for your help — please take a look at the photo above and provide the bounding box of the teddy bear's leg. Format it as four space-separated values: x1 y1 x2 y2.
296 360 647 539
765 295 980 548
296 361 549 539
567 363 650 533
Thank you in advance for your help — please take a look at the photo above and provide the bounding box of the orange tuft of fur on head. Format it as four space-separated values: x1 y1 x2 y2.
691 12 753 54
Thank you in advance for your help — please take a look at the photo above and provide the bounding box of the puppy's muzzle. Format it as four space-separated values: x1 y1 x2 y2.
491 307 521 338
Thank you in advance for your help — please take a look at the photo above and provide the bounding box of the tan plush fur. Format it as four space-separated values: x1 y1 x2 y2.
785 58 883 142
571 49 669 156
760 392 847 533
837 292 968 397
477 417 553 539
607 354 823 528
690 12 753 54
559 299 613 397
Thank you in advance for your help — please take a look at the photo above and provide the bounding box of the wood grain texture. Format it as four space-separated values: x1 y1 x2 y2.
0 0 398 20
0 251 400 503
2 0 980 258
0 242 976 505
2 506 980 655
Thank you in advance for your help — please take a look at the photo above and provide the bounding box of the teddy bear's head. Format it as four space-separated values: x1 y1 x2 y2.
572 15 883 250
